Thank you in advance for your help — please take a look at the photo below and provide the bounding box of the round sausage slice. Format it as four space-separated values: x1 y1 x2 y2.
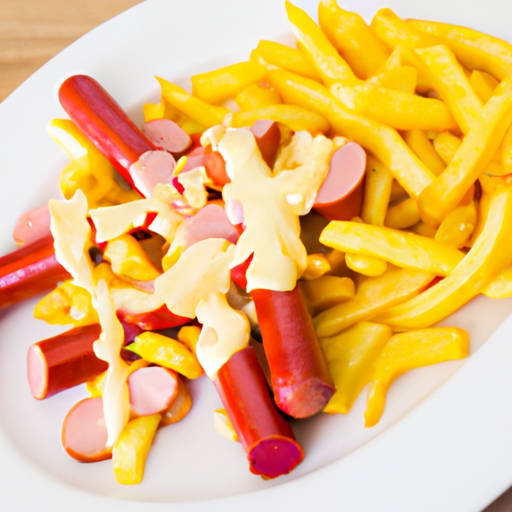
314 142 366 221
61 397 112 462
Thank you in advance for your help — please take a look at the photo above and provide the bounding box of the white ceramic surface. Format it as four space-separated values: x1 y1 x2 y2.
1 0 512 510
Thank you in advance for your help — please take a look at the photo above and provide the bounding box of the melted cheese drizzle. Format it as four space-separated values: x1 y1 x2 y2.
90 198 183 243
154 238 250 378
218 129 333 292
49 190 129 446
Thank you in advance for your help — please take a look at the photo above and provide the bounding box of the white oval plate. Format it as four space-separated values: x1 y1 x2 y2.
1 0 512 510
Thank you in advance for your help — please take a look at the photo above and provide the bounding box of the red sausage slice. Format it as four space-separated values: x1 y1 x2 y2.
12 204 51 246
61 397 112 462
144 119 191 154
27 324 106 400
251 285 335 419
128 366 178 416
0 234 71 309
313 142 366 221
249 119 281 168
214 347 304 479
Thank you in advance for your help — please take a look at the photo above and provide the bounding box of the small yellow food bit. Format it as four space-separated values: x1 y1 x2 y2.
113 414 161 485
214 409 239 442
345 253 388 277
384 198 421 230
128 331 203 380
104 234 161 281
177 325 202 354
434 204 476 249
320 322 392 414
301 253 332 280
364 328 469 427
301 275 355 315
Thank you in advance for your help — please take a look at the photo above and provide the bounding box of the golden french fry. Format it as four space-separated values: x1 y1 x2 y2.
361 156 393 226
403 130 446 177
384 198 421 229
320 221 465 276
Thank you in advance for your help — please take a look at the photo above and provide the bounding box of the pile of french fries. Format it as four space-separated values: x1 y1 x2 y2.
143 0 512 426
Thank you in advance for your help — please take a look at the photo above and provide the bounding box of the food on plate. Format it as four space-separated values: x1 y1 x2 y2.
2 0 512 485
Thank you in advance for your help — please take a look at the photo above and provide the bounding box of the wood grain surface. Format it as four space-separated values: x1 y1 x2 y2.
1 0 512 510
0 0 143 102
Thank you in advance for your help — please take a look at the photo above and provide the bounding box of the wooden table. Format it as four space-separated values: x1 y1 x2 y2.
1 0 512 510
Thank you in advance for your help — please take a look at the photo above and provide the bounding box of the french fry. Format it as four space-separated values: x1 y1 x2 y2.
345 253 388 277
313 268 434 338
403 130 446 176
285 1 358 86
365 328 469 427
235 83 282 111
301 275 355 315
230 104 329 133
470 70 499 103
191 59 268 104
406 19 512 80
268 69 435 201
156 77 229 127
484 267 512 299
418 74 512 226
434 203 476 249
320 221 465 276
367 66 417 94
413 45 483 135
318 0 390 80
255 40 321 81
433 132 462 165
384 198 421 229
378 181 512 330
331 83 457 132
361 156 393 226
320 322 392 414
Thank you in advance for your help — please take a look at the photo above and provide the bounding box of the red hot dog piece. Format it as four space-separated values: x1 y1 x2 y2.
58 75 157 193
214 347 304 479
0 234 71 308
27 324 106 400
313 141 366 221
249 119 281 168
61 397 112 462
251 285 335 418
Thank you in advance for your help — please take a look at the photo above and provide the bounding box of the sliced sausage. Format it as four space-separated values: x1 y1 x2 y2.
128 366 178 416
12 204 51 246
313 142 366 221
144 119 191 155
249 119 281 168
61 396 112 462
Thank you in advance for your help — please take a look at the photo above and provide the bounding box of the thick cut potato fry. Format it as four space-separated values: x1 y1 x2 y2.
367 66 417 94
320 322 392 414
268 69 435 201
318 0 389 80
320 221 464 276
403 130 446 176
406 19 512 81
156 77 229 128
418 74 512 226
331 83 457 132
235 83 281 111
285 1 358 86
384 198 421 229
255 40 321 81
313 268 434 338
433 132 462 165
414 45 483 135
361 156 393 226
470 70 499 103
191 59 267 104
365 328 469 427
301 275 355 315
378 182 512 330
231 104 329 133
